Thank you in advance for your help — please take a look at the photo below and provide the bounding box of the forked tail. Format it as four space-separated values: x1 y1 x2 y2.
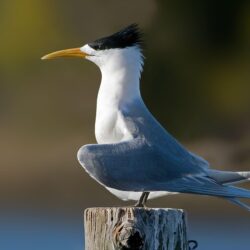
208 169 250 211
208 170 250 185
165 174 250 211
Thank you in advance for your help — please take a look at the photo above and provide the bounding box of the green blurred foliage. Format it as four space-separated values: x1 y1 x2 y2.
0 0 64 72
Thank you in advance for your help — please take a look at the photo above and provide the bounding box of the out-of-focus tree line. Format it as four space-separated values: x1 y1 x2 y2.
143 0 250 139
0 0 249 214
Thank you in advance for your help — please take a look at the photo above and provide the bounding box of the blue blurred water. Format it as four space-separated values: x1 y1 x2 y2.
0 212 83 250
188 217 250 250
0 211 249 250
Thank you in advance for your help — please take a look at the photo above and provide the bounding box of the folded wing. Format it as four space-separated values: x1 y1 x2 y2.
77 137 207 191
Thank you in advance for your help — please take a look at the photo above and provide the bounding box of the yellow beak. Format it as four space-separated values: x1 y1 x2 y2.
41 47 89 60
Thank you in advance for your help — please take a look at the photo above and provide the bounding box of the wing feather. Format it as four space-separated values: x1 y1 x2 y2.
77 137 207 191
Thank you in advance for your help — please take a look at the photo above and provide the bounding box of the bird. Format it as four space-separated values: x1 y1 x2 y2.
42 24 250 210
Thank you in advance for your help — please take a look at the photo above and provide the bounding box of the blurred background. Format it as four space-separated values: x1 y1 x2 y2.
0 0 250 249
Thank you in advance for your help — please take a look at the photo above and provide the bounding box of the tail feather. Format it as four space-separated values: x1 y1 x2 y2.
166 176 250 199
208 170 250 185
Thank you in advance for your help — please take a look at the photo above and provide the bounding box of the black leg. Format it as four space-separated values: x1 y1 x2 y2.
134 192 150 207
142 191 150 205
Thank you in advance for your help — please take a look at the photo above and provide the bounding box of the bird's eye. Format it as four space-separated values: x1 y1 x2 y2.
92 44 102 50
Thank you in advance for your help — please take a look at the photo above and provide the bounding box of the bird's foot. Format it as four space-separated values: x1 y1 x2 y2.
134 201 146 208
134 192 150 208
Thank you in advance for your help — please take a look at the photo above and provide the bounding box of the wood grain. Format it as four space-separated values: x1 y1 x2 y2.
84 207 188 250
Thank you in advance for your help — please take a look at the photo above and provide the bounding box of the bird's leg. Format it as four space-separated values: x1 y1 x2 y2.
142 191 150 205
134 192 150 207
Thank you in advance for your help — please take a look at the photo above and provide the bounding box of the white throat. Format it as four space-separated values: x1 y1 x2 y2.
98 47 143 105
88 46 144 144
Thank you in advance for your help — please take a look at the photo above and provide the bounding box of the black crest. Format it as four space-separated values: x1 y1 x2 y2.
88 24 143 50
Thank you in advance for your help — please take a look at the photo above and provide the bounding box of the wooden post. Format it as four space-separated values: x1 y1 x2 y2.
84 207 188 250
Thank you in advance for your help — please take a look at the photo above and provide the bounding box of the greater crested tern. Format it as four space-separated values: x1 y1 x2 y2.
42 24 250 209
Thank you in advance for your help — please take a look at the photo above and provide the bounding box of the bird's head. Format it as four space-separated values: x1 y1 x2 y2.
42 24 144 74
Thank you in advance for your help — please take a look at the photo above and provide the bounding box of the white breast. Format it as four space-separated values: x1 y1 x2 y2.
94 47 141 144
95 105 133 144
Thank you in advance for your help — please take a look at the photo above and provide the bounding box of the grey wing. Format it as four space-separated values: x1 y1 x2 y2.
77 137 207 191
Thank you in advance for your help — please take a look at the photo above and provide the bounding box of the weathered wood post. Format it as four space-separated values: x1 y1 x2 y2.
84 207 188 250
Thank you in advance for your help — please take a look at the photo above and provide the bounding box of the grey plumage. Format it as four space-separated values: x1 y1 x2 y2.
78 99 250 209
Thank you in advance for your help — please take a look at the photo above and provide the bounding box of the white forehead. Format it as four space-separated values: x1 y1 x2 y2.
80 44 96 55
81 44 141 57
80 43 143 71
